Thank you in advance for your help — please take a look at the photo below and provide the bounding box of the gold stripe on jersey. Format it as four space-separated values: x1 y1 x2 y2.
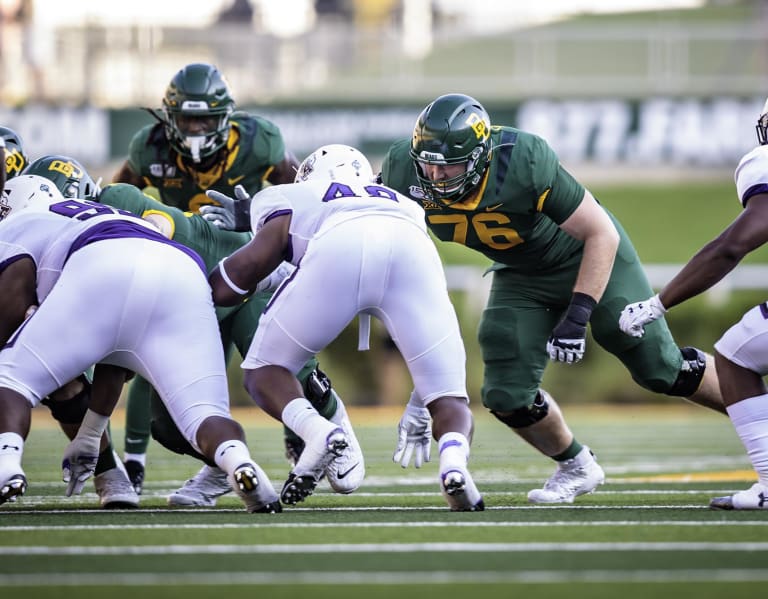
536 188 551 212
442 167 491 212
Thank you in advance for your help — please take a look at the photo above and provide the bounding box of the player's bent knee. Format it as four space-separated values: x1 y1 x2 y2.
491 391 550 428
41 382 90 425
150 419 213 466
666 346 707 397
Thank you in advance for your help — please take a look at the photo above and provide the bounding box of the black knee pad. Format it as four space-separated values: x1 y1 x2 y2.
667 346 707 397
303 367 332 411
150 419 213 467
41 382 90 424
491 391 550 428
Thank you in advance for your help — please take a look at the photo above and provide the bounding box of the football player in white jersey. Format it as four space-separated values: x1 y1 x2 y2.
0 175 280 513
202 144 484 511
619 98 768 510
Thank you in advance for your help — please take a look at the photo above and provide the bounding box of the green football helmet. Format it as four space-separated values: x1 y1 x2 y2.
161 63 235 163
409 93 491 204
24 155 101 201
757 96 768 146
0 126 28 180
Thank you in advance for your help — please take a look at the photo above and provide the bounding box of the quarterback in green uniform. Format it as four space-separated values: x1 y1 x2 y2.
110 62 302 495
380 93 725 503
25 154 364 507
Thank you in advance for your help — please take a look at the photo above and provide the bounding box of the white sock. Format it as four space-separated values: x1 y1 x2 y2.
282 398 336 441
438 432 470 472
124 452 146 466
0 432 24 476
213 440 253 476
727 394 768 486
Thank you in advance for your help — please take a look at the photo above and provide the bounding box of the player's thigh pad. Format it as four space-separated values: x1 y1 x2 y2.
714 303 768 375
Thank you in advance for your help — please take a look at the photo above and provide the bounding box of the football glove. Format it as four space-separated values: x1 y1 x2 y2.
619 294 667 338
393 394 432 468
61 437 99 496
201 185 253 232
547 292 596 364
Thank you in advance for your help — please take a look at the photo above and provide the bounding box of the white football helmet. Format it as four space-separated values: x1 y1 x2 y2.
1 174 65 223
294 144 374 183
758 96 768 146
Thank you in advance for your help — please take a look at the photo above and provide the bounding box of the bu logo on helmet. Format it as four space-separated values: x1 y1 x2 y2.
467 112 490 141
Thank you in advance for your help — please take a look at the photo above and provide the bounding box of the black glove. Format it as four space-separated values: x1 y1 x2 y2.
546 292 596 364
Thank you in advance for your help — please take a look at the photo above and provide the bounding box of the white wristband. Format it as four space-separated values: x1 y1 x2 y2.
218 258 249 296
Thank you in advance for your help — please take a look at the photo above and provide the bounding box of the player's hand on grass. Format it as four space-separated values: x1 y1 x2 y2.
393 394 432 468
61 436 99 496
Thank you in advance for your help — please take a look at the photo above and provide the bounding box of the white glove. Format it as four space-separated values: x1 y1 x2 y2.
61 436 100 496
201 185 253 232
61 409 108 496
255 261 296 293
619 294 667 338
393 394 432 468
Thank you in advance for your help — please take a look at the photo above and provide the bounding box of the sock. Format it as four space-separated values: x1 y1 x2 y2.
124 452 146 466
94 447 118 476
318 389 340 421
438 432 470 473
553 440 584 462
282 398 335 441
0 432 24 476
727 394 768 486
213 439 253 476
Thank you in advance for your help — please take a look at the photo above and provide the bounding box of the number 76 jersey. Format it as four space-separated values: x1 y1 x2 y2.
247 178 429 265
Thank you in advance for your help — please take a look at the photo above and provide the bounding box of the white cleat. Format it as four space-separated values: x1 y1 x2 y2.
168 464 231 507
527 446 605 504
326 398 365 494
440 467 484 512
710 482 768 510
94 461 139 509
229 462 282 514
281 427 348 505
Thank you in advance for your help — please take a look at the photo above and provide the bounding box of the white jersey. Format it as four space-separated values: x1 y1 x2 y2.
249 179 428 265
734 144 768 207
0 200 185 302
0 199 229 452
243 178 468 405
716 144 768 374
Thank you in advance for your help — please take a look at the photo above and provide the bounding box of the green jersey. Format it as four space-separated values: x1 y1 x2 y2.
127 112 287 213
381 127 585 273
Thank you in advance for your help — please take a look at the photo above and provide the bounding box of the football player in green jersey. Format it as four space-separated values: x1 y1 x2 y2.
110 62 304 494
26 154 363 507
379 93 725 504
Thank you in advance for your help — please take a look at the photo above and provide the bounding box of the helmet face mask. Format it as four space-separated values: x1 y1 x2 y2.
409 93 491 204
757 97 768 146
162 63 235 163
24 155 101 201
295 144 374 183
0 126 28 180
1 174 65 224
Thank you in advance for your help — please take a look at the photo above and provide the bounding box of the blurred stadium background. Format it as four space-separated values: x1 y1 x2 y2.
3 0 768 406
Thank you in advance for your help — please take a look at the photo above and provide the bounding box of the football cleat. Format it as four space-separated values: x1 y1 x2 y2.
440 468 484 512
230 462 282 514
527 446 605 504
94 464 139 509
168 464 231 507
123 460 145 495
280 427 348 505
0 473 27 506
710 482 768 510
325 398 365 494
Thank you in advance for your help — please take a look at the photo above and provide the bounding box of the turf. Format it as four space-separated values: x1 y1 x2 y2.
1 404 765 598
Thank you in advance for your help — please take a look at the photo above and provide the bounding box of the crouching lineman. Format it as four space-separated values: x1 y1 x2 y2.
201 145 484 511
0 175 280 513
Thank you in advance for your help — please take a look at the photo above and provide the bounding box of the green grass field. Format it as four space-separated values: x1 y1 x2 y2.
2 404 765 598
